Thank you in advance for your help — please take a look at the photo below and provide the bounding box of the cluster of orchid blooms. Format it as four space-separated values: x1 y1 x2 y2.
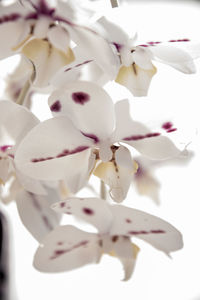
0 0 199 284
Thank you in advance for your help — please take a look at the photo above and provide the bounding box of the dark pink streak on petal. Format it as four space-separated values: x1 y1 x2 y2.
71 92 90 105
123 132 160 141
169 39 190 42
128 229 165 235
82 207 94 215
31 146 89 163
64 60 93 72
50 240 89 260
0 13 21 24
81 132 99 144
167 128 177 133
50 100 61 112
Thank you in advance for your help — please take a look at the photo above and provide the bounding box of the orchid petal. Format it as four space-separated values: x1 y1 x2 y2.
47 25 70 54
16 188 61 242
97 16 129 46
0 101 39 146
94 147 136 202
0 20 29 59
132 47 154 70
109 205 183 255
16 169 47 195
49 81 115 141
68 25 119 79
33 225 100 272
22 39 75 87
15 116 92 182
150 44 196 73
52 197 113 234
102 235 139 281
115 63 157 97
0 159 10 183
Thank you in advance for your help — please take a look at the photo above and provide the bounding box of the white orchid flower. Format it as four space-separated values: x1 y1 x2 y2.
97 17 200 96
33 197 183 280
14 81 184 202
0 0 119 87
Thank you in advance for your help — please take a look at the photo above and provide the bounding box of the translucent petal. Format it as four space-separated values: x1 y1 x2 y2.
68 25 119 79
0 100 39 146
52 197 113 234
49 81 115 141
115 64 157 96
33 225 100 272
132 47 154 70
22 39 75 87
15 116 92 182
150 44 196 74
16 188 62 242
109 205 183 255
47 25 70 54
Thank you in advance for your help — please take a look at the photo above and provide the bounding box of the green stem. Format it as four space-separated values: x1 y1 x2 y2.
100 180 107 200
16 63 36 106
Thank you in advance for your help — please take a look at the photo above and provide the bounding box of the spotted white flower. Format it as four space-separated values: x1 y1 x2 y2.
14 81 184 202
33 197 183 280
0 0 118 87
97 17 200 96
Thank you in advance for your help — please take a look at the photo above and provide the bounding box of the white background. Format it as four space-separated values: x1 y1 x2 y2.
1 1 200 300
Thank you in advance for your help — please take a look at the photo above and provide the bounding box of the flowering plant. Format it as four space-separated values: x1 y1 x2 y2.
0 0 199 298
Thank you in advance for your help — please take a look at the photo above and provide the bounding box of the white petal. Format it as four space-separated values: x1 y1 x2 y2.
68 25 119 79
15 116 92 182
47 25 70 53
109 205 183 255
22 39 75 87
16 188 62 242
33 225 100 272
97 17 129 45
16 169 47 195
115 64 157 96
128 135 182 160
0 159 10 183
102 235 139 281
132 47 154 70
0 20 29 59
150 44 196 73
0 100 39 146
113 99 150 143
52 197 113 234
48 81 115 142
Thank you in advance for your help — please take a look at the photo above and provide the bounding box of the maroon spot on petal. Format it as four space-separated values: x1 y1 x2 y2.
111 235 119 242
81 132 99 144
162 122 173 130
60 202 66 208
167 128 177 133
57 241 64 246
128 229 166 235
71 92 90 105
64 67 72 72
0 145 12 152
82 207 94 215
125 218 132 223
50 100 61 112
